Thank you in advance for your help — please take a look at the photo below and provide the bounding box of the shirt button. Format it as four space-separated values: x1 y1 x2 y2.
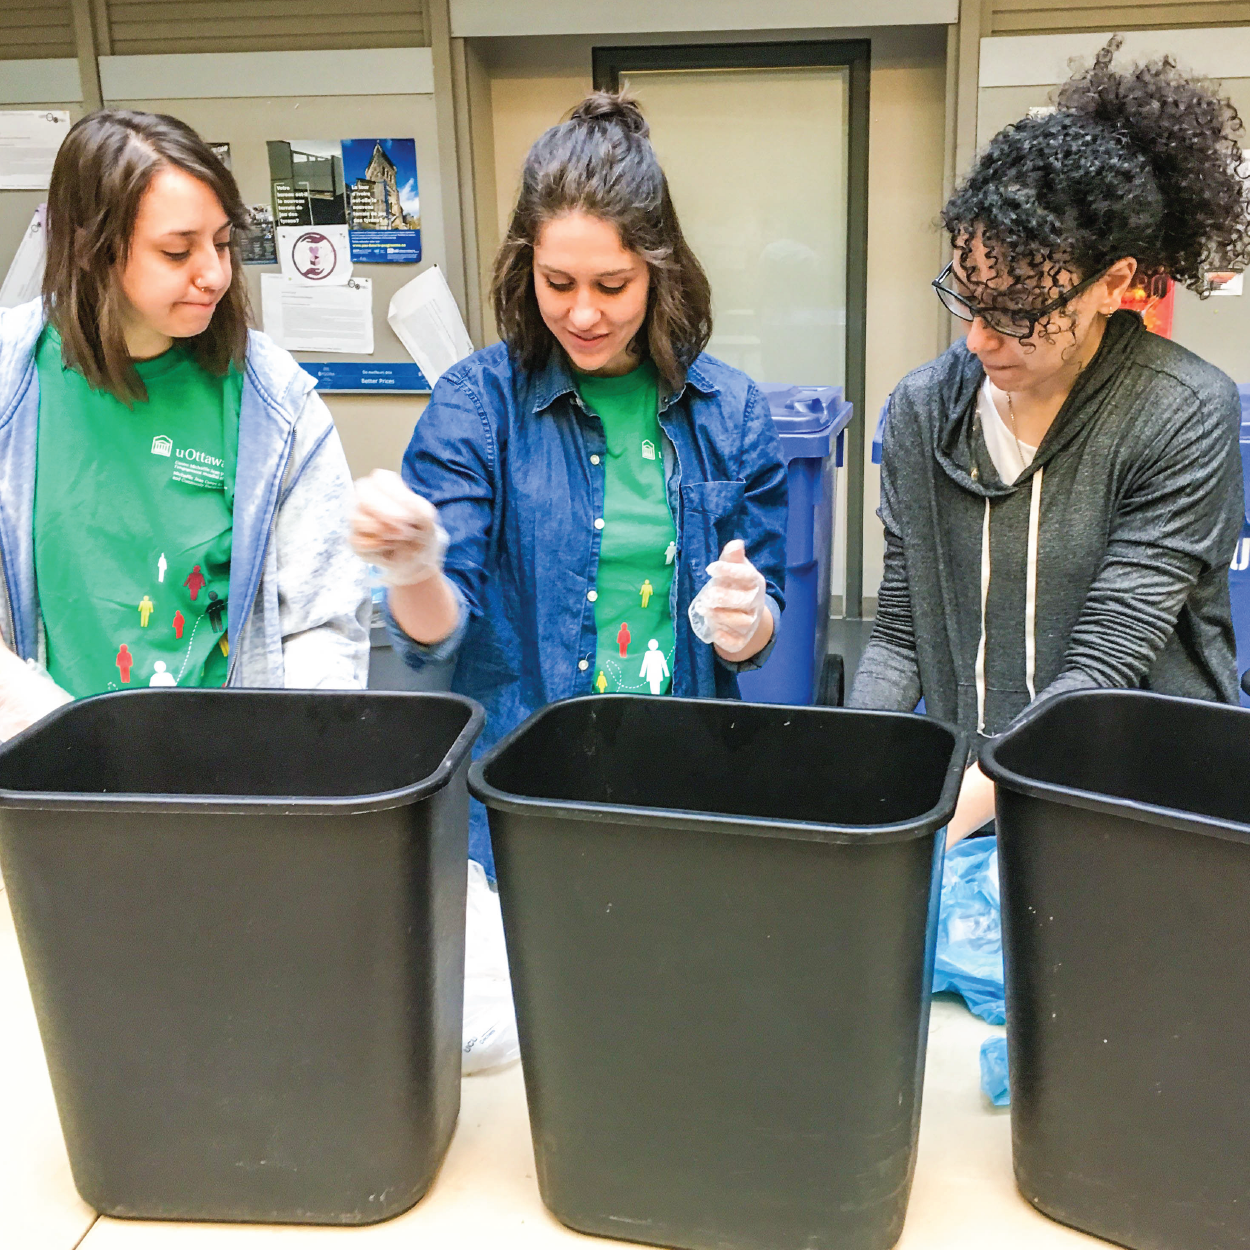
590 455 601 465
594 518 605 530
578 659 589 671
587 590 598 602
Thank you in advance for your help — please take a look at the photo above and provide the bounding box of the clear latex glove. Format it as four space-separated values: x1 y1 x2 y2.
0 645 72 743
350 469 449 588
688 539 767 653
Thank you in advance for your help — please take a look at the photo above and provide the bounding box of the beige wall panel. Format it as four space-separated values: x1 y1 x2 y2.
328 392 428 477
862 30 949 601
0 0 75 59
453 0 957 38
1 187 48 284
0 56 81 102
977 82 1048 147
1173 284 1250 383
489 72 591 241
104 0 427 56
464 38 498 341
988 1 1250 36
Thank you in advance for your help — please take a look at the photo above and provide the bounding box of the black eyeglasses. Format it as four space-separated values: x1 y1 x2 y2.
932 262 1104 339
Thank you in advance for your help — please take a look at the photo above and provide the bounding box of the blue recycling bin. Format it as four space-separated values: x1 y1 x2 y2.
1229 385 1250 706
738 385 854 707
872 398 889 466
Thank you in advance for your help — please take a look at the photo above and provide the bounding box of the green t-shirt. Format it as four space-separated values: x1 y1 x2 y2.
33 328 242 698
577 360 677 696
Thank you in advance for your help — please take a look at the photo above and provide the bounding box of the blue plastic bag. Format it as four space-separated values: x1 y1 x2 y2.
933 836 1005 1025
979 1036 1010 1106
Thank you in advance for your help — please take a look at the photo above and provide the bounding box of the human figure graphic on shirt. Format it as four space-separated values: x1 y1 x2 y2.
173 609 185 639
639 638 669 695
206 591 226 632
640 579 653 608
595 670 608 694
149 660 176 687
617 621 631 657
184 564 206 601
157 553 167 583
115 643 133 683
137 595 154 626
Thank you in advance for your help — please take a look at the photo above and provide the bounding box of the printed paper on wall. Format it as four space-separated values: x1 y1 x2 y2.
277 224 353 285
260 273 374 354
0 110 71 189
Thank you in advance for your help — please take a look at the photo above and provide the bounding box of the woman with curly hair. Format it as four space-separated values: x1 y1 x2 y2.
849 39 1250 841
349 91 787 871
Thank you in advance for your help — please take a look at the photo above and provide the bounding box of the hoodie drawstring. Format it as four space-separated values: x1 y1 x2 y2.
975 499 991 735
1025 466 1043 701
975 466 1043 734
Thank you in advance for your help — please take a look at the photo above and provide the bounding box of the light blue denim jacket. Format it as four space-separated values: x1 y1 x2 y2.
0 299 369 688
388 343 788 870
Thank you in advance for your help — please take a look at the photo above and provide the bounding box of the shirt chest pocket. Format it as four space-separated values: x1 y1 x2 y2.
680 479 746 571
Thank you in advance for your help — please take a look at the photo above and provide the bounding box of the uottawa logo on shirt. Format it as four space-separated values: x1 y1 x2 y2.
152 434 225 490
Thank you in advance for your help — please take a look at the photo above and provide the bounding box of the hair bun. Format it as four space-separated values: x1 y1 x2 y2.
568 90 649 139
1053 35 1250 285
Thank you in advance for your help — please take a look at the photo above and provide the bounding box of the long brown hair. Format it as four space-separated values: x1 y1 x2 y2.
43 109 251 403
491 90 712 393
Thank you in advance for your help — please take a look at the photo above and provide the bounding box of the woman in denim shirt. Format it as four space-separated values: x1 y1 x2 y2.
351 92 787 870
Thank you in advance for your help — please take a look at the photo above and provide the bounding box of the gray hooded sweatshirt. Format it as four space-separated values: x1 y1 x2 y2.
849 310 1243 741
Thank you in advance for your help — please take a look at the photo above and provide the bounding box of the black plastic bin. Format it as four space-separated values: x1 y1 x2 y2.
469 695 966 1250
0 688 482 1225
982 689 1250 1250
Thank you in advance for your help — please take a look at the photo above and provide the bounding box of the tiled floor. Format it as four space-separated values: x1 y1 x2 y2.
2 882 1103 1250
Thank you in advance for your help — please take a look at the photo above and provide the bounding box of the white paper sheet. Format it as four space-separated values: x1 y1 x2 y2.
276 225 353 285
388 265 474 386
0 111 71 189
1206 270 1244 297
261 274 374 354
0 206 46 308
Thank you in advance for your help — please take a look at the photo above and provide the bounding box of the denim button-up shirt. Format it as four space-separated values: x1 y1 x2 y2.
387 342 788 870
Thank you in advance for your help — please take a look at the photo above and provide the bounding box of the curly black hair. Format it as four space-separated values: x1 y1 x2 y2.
943 37 1250 309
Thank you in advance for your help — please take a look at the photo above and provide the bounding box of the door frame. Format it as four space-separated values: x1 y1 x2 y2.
592 39 872 619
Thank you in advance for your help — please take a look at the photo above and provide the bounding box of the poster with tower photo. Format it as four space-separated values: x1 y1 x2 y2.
341 138 421 263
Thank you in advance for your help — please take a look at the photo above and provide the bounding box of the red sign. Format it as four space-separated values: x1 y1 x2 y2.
1121 273 1174 338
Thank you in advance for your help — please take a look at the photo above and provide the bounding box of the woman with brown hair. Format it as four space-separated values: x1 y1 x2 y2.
0 109 368 737
350 92 788 872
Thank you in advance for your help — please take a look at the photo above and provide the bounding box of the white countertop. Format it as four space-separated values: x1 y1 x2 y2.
1 879 1103 1250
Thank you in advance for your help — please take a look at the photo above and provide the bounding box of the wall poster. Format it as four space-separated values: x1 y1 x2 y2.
267 138 420 264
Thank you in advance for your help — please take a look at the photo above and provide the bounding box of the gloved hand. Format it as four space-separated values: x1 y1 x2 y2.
0 645 72 743
688 539 768 655
350 469 449 588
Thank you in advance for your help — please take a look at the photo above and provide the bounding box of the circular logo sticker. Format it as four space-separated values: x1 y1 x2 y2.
291 230 337 281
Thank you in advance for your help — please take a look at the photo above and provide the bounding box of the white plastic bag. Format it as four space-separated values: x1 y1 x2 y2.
462 860 520 1075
